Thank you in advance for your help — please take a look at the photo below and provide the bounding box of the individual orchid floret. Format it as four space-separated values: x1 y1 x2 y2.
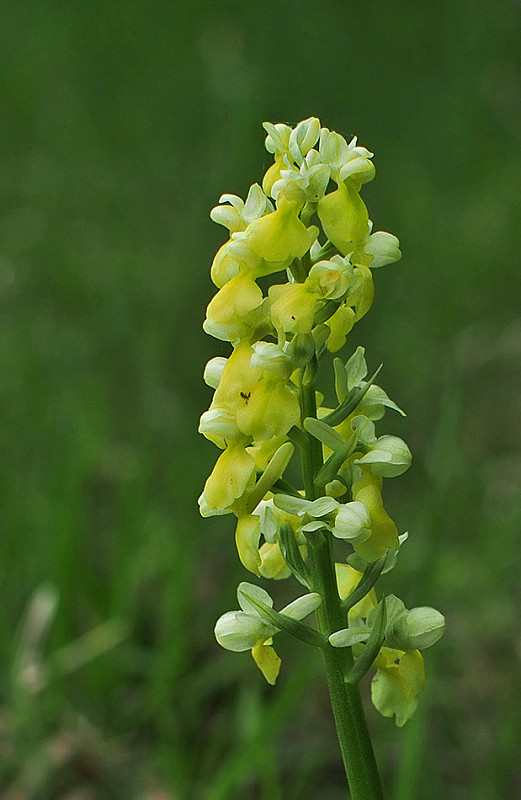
199 444 256 516
271 152 331 206
301 150 331 202
305 255 354 300
210 184 273 234
215 582 322 684
288 117 321 165
207 342 300 441
325 304 356 353
319 128 375 187
230 443 296 575
263 121 293 156
234 513 263 576
335 563 378 619
210 238 263 288
262 122 294 196
349 265 375 321
270 161 309 206
380 596 446 651
332 501 372 544
355 435 412 478
238 193 319 275
274 492 373 550
371 647 425 727
352 226 402 269
203 273 268 343
268 282 319 336
254 497 307 581
320 267 374 353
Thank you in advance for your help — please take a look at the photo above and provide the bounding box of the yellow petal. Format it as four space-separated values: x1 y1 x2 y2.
251 642 281 684
262 154 286 197
210 239 262 288
246 436 288 471
235 376 300 440
335 563 377 617
269 282 318 335
317 181 369 255
349 265 374 321
245 201 317 273
212 342 262 409
259 541 291 580
371 648 425 727
235 514 262 575
352 470 399 560
203 445 256 512
326 305 356 352
204 275 265 342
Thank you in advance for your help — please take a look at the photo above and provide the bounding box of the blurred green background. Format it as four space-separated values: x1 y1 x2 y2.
1 0 520 797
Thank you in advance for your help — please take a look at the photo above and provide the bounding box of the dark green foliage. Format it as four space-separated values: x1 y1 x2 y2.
0 0 520 796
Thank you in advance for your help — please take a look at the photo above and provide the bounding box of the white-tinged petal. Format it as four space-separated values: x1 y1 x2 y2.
198 408 240 441
280 592 322 620
365 232 401 268
355 436 412 478
333 501 372 542
214 611 276 651
237 582 274 616
329 628 371 647
203 357 228 389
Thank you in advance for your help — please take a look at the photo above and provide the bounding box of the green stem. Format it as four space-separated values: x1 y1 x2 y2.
300 374 385 800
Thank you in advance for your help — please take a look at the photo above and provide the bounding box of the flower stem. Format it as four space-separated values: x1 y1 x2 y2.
300 375 385 800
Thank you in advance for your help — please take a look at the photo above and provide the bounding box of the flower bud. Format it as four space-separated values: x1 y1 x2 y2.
390 607 445 651
242 183 273 224
333 501 372 543
363 231 401 268
263 121 292 154
214 611 276 652
289 117 321 165
319 129 350 173
355 435 412 478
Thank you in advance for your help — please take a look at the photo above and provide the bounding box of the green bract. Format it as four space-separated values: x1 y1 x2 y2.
199 118 443 734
